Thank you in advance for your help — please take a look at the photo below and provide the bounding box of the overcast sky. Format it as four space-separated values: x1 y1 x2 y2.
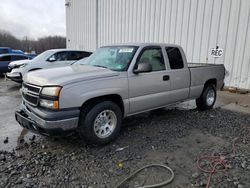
0 0 65 39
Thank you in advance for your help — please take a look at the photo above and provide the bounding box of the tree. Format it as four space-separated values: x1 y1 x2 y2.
0 30 22 49
0 30 66 54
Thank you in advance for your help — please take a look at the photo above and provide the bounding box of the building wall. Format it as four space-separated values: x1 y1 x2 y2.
66 0 97 50
66 0 250 89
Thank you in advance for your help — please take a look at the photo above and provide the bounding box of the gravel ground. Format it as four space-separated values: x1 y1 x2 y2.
1 107 250 188
0 77 250 188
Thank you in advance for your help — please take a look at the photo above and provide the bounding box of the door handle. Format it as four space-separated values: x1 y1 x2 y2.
163 75 170 81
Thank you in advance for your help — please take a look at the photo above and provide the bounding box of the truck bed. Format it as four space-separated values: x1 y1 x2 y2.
187 63 225 99
188 63 223 68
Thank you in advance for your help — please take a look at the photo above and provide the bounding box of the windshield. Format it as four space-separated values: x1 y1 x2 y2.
77 46 138 71
32 50 55 61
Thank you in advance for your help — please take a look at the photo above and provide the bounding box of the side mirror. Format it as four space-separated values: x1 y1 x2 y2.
133 62 152 74
48 56 56 62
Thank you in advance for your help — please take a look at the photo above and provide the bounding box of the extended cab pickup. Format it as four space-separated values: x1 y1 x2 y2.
15 43 225 145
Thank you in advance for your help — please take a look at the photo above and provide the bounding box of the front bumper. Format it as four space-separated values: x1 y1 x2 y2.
6 72 22 83
15 103 80 136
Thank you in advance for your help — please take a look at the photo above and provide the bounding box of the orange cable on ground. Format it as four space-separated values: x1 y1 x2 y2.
197 155 227 188
196 126 250 188
196 137 241 188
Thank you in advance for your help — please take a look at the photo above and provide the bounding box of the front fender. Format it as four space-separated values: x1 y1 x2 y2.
59 77 129 110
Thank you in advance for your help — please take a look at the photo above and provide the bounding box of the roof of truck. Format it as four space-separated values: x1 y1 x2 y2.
103 43 182 48
46 49 92 53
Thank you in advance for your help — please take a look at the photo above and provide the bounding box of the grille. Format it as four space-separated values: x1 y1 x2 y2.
23 93 38 105
22 83 41 106
23 83 40 93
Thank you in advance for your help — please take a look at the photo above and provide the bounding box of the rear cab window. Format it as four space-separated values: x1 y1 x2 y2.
165 47 184 69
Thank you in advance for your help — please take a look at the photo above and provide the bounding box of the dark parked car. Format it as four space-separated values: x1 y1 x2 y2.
0 54 30 74
0 47 24 55
25 53 37 59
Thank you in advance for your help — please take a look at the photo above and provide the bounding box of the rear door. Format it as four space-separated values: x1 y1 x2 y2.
128 46 172 114
165 47 190 102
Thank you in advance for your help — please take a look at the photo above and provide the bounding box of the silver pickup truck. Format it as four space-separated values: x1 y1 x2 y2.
15 43 225 145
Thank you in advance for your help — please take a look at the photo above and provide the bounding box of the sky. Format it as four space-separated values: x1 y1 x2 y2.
0 0 66 39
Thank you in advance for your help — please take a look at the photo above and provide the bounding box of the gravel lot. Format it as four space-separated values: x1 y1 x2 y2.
0 77 250 188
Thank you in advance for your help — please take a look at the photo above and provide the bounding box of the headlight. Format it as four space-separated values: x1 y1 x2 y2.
41 86 61 97
40 99 59 109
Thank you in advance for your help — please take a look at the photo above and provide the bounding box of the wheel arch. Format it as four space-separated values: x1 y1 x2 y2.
204 78 217 89
80 94 125 117
197 78 217 99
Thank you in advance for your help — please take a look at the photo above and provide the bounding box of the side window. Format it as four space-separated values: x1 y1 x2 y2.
137 48 165 71
76 52 92 60
67 51 90 60
49 52 68 62
0 56 11 61
84 52 92 57
67 52 77 60
11 55 28 61
166 47 184 69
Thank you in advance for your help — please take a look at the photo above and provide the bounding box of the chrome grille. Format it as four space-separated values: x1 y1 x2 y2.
22 83 41 106
22 83 40 94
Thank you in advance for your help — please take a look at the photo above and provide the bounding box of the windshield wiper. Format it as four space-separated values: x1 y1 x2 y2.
93 65 109 69
70 60 79 65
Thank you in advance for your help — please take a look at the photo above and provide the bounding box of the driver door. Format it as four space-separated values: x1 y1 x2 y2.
128 47 172 114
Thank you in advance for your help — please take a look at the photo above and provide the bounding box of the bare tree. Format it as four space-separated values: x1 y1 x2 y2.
0 30 22 49
0 30 66 54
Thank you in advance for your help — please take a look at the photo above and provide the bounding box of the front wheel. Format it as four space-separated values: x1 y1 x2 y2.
196 84 216 111
78 101 122 145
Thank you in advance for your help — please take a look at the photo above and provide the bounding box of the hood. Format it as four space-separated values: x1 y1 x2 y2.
9 59 31 68
23 65 120 86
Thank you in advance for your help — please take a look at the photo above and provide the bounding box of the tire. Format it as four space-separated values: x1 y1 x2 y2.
196 84 216 111
78 101 122 145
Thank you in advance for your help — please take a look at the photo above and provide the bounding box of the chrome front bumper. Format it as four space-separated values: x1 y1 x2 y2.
6 72 22 83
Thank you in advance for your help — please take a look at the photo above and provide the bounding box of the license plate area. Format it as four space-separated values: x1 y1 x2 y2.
15 111 39 131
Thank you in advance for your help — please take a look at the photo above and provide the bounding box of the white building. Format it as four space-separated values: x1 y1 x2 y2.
66 0 250 89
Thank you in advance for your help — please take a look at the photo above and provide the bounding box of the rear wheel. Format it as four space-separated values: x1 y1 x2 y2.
196 84 216 111
78 101 122 145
